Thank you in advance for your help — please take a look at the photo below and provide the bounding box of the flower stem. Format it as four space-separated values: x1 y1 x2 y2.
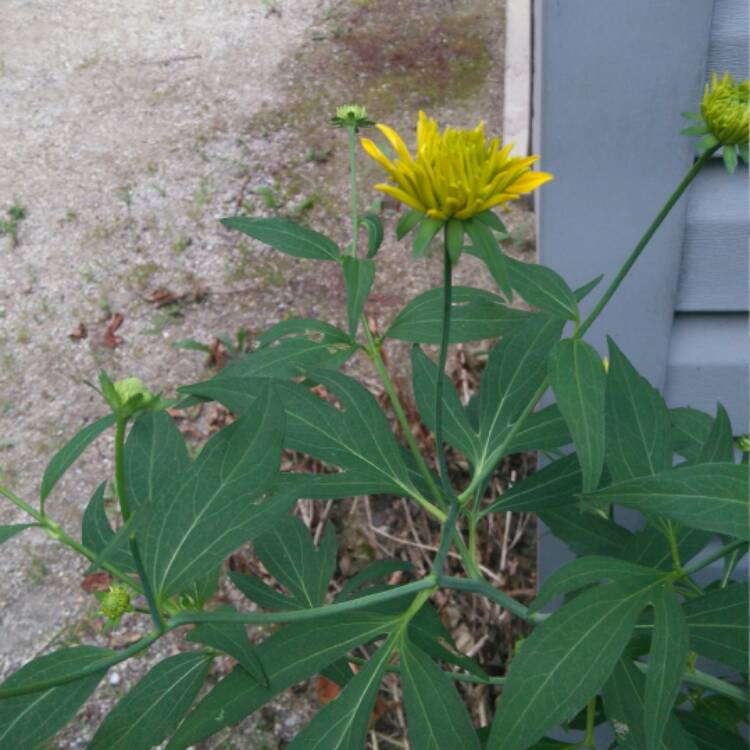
431 241 460 574
0 484 140 592
576 147 718 339
583 697 597 750
346 124 359 258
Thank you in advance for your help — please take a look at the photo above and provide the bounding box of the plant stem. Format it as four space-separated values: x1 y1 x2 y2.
681 538 748 577
0 484 140 592
576 147 719 339
439 575 536 623
633 660 748 705
172 576 437 629
363 320 446 517
347 124 359 258
583 697 597 750
431 241 460 574
114 416 130 522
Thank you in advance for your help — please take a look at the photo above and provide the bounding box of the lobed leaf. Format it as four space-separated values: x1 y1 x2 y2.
342 256 375 337
506 256 579 321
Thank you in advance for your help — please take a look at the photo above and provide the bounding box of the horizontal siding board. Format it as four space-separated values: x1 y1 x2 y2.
665 313 748 430
706 0 748 81
676 163 748 312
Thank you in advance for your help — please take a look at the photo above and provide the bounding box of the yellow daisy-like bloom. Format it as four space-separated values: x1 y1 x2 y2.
361 111 553 221
701 71 749 147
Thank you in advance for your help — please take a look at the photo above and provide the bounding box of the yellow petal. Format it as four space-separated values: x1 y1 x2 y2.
360 137 400 180
374 183 427 212
510 170 554 193
375 123 413 163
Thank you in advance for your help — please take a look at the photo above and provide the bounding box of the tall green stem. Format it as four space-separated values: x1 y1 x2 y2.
347 125 359 258
576 147 718 338
432 240 460 574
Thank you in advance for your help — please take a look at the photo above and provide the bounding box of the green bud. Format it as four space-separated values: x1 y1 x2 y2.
331 104 374 132
701 71 749 147
737 435 750 453
100 370 160 418
100 585 133 623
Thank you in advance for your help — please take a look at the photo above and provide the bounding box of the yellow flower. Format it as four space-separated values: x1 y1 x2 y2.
361 111 552 221
701 72 749 147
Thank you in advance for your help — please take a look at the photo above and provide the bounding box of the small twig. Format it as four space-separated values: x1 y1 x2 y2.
313 499 334 546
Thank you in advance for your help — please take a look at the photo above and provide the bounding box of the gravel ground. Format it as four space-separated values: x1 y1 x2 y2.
0 0 536 746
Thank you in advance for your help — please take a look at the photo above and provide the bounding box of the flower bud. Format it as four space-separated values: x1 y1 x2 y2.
100 585 133 623
701 72 749 147
99 370 160 418
330 104 374 132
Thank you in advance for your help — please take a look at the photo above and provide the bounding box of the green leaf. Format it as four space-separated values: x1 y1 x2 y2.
574 274 604 301
504 404 571 454
229 569 303 610
603 658 698 750
124 410 190 513
445 218 465 263
40 413 116 508
505 256 579 321
287 640 392 749
221 216 339 260
167 612 395 750
681 125 709 136
337 560 415 600
400 641 481 750
696 134 719 151
386 286 529 344
479 314 564 466
482 453 581 516
254 517 336 608
187 607 268 686
474 209 508 235
487 578 653 750
89 652 209 750
605 338 672 482
723 147 738 175
738 143 749 165
645 584 690 750
548 339 606 493
257 318 351 348
411 345 481 463
531 555 660 614
214 335 357 381
464 217 512 298
670 407 714 461
359 212 384 258
584 463 749 540
0 646 112 750
81 481 134 572
698 403 734 463
142 383 285 598
170 338 213 354
412 216 444 258
539 507 632 558
0 524 35 545
676 708 748 750
397 208 424 239
622 524 711 571
342 256 375 337
682 584 748 672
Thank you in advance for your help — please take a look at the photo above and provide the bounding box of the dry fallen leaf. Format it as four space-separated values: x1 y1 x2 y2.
68 322 88 341
103 313 124 348
81 571 111 592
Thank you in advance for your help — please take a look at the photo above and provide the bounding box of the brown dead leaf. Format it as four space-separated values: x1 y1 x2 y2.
316 676 341 705
146 287 185 308
81 571 111 592
68 322 88 341
208 337 228 370
103 313 124 348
